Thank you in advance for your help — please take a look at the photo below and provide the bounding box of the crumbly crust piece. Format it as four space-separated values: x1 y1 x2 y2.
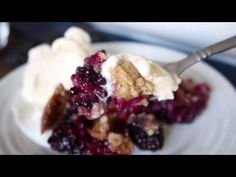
111 60 154 99
41 84 69 133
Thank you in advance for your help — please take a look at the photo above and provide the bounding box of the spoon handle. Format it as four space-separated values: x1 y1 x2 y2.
168 35 236 75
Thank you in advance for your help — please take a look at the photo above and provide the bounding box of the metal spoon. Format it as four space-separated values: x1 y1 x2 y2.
164 35 236 75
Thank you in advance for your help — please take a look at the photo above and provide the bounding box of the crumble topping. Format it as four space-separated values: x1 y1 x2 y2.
88 115 110 140
41 84 69 133
108 133 123 146
108 132 133 155
111 60 154 99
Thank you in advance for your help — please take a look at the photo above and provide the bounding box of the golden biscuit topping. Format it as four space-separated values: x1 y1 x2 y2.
88 115 110 140
41 84 69 134
111 60 154 99
108 132 133 155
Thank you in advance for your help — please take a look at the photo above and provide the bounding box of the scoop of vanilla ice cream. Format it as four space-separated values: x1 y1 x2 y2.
22 27 92 107
64 27 91 54
101 53 181 101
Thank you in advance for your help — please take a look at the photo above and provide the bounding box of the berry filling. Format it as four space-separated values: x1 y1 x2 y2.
143 79 211 123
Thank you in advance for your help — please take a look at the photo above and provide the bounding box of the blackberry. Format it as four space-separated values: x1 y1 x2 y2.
48 116 117 155
48 121 81 154
128 114 164 151
70 52 108 119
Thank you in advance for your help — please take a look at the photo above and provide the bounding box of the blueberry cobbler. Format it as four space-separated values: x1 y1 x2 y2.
40 50 211 155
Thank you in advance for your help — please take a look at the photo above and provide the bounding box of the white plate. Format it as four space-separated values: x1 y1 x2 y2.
1 42 236 154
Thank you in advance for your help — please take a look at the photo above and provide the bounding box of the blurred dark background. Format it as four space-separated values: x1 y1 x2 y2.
0 22 236 88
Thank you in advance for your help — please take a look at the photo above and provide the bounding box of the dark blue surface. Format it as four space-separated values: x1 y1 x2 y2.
9 22 236 89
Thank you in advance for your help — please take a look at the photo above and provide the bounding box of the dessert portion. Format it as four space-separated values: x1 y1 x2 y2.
41 50 211 155
68 51 182 121
20 27 211 154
